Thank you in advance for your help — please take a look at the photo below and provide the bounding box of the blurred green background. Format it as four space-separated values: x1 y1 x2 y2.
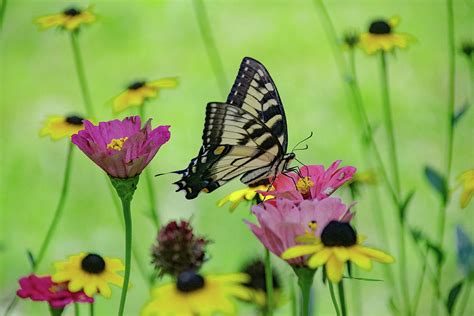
1 0 473 315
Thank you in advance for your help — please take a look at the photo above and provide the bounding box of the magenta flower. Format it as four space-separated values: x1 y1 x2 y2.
17 274 93 309
71 116 170 178
245 197 353 265
262 161 356 202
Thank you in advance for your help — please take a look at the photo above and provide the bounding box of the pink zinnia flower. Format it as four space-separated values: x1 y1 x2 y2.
262 160 356 202
245 197 353 265
71 116 170 178
17 274 93 309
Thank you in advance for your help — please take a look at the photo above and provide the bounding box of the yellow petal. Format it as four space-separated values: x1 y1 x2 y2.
326 255 344 283
84 282 98 297
281 244 321 260
355 246 395 263
307 248 332 268
388 16 401 28
333 247 350 262
68 278 85 292
348 248 372 270
460 189 472 208
148 77 179 88
97 280 112 298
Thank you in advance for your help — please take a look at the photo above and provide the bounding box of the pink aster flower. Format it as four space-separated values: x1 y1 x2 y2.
71 116 170 178
261 160 356 202
17 274 93 309
245 197 353 266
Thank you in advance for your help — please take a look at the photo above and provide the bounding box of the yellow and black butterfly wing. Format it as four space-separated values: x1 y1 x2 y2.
174 102 283 199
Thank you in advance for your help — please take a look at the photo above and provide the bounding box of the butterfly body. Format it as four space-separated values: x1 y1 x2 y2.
174 57 294 199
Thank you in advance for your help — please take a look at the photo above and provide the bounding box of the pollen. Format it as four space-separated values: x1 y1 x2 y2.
296 176 314 195
107 137 128 151
307 220 318 232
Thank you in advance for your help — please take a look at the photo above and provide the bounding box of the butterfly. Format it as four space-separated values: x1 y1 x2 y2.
174 57 295 199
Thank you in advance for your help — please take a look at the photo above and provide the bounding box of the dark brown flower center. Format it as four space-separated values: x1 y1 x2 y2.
63 8 81 16
176 271 205 292
321 221 357 247
81 254 106 274
65 115 84 125
127 81 146 90
369 20 391 35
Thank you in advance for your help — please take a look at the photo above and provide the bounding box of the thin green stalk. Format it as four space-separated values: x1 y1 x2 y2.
90 303 94 316
264 248 274 316
70 32 95 120
193 0 228 98
0 0 7 31
328 282 341 316
432 0 456 313
457 281 472 316
118 197 132 316
34 142 74 271
74 303 80 316
294 268 315 316
139 104 160 230
410 246 428 314
290 276 298 316
337 281 347 316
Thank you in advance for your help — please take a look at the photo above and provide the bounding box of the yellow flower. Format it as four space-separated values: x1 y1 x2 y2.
35 7 96 31
141 271 252 316
52 252 124 298
457 169 474 208
112 78 178 113
359 16 414 54
282 221 394 283
39 115 85 141
217 185 272 212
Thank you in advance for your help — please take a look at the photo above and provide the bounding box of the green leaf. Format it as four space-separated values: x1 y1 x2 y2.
409 227 445 265
399 190 416 222
424 166 447 201
447 280 464 314
26 250 36 269
427 243 445 265
389 297 401 316
452 102 470 126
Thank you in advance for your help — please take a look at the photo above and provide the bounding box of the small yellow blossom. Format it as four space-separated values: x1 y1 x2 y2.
39 115 85 141
457 169 474 208
35 7 96 31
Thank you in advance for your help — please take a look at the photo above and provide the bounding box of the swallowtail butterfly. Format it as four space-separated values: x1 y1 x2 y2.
174 57 294 199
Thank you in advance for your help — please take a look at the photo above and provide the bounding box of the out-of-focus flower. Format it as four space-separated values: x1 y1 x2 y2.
456 169 474 208
359 16 414 54
141 271 251 316
261 161 356 202
112 78 178 113
39 115 85 141
461 40 474 59
348 170 377 197
218 182 272 212
456 226 474 279
245 198 353 266
342 30 360 50
17 274 93 309
71 116 170 178
35 7 96 31
52 253 124 298
240 259 283 308
151 220 209 277
282 221 394 282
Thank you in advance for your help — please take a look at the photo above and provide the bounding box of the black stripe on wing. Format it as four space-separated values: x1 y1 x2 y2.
226 57 288 151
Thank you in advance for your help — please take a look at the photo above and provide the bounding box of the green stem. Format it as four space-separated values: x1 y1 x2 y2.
457 281 472 316
74 303 80 316
139 105 160 230
410 246 428 314
192 0 228 98
264 248 274 316
290 275 298 316
49 306 64 316
432 0 456 313
0 0 7 31
70 32 95 120
337 281 347 316
34 142 74 271
328 282 341 316
89 302 94 316
294 267 315 316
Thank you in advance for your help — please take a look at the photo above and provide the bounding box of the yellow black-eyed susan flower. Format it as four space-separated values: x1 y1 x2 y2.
39 115 85 141
461 40 474 59
141 271 252 316
52 252 124 298
456 169 474 209
240 259 283 309
35 7 96 31
112 78 178 113
282 221 394 283
359 17 413 54
217 182 273 212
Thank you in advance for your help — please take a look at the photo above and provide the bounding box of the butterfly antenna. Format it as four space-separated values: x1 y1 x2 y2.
291 131 314 153
155 171 175 177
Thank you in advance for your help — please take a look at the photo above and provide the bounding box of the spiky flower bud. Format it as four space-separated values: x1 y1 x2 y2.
151 220 209 277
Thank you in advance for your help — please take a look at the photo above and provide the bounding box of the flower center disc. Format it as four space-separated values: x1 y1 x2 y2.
128 81 146 90
296 176 314 195
65 115 84 125
107 137 128 151
81 254 106 274
176 271 205 293
369 20 391 34
321 221 357 247
63 8 81 16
